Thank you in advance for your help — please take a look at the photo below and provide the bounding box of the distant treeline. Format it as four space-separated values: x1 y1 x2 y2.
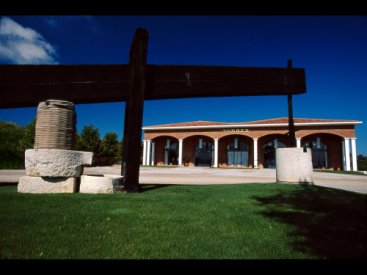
0 120 123 169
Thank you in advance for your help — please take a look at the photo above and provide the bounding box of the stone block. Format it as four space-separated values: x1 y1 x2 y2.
18 176 76 193
276 147 314 184
79 174 123 194
25 149 93 177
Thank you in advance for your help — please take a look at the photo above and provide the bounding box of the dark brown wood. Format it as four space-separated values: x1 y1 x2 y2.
0 64 306 108
121 28 148 193
287 59 297 147
145 65 306 99
0 65 131 108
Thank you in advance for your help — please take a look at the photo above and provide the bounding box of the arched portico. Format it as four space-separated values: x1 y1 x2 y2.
301 133 344 170
218 135 253 167
182 135 214 167
144 136 179 166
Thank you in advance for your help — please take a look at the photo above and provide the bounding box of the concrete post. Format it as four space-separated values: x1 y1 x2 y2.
253 138 258 168
213 138 218 168
142 140 147 165
178 139 183 166
351 138 357 171
146 140 151 167
342 140 346 170
296 138 301 148
344 138 351 171
276 147 313 184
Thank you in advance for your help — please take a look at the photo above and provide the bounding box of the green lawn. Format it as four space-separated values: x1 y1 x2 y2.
0 184 365 259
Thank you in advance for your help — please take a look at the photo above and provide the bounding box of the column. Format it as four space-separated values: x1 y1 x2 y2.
178 139 183 166
351 138 357 171
142 140 147 165
213 138 218 168
344 138 351 171
151 141 155 166
296 138 301 148
342 140 346 170
146 140 151 167
253 138 258 168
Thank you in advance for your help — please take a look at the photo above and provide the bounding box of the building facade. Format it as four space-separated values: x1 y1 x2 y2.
142 117 362 171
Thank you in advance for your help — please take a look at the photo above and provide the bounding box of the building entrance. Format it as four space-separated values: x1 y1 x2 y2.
227 137 249 167
303 137 327 168
195 138 213 166
164 139 178 165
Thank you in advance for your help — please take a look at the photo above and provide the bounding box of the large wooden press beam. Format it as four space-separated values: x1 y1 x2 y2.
0 28 306 192
0 65 305 108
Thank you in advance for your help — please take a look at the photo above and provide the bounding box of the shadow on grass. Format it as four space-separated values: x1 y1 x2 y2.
139 184 170 193
253 185 367 259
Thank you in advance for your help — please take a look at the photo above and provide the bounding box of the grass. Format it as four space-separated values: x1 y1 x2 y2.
0 184 366 259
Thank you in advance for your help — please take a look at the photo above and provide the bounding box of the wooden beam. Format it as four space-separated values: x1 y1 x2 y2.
145 65 306 99
0 64 306 108
287 59 297 147
121 28 148 193
0 65 130 108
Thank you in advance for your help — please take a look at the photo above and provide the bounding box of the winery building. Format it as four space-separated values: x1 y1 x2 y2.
142 117 362 171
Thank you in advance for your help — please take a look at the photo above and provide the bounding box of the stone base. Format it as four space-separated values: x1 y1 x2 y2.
25 149 93 177
79 174 123 194
276 148 314 184
18 176 76 193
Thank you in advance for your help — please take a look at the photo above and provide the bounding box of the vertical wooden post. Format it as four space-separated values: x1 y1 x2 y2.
287 59 296 147
121 28 149 193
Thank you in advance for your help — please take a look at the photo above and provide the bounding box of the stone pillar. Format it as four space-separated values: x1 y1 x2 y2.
253 138 258 168
351 138 357 171
296 138 301 148
342 140 346 170
213 138 218 168
178 139 183 166
276 147 313 184
146 140 151 167
151 141 155 166
142 140 147 165
344 138 351 171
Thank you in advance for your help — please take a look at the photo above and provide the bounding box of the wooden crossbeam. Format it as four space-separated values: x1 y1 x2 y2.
0 65 306 108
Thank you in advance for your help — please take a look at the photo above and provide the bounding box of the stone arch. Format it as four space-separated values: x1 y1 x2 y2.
151 135 179 166
182 135 214 167
301 133 344 170
218 134 253 167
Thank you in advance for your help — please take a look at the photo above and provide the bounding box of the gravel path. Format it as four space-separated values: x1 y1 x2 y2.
1 166 366 194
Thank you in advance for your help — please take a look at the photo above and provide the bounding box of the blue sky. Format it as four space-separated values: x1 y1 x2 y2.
0 16 366 155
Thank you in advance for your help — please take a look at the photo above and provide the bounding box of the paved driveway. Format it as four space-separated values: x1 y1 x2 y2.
1 166 366 194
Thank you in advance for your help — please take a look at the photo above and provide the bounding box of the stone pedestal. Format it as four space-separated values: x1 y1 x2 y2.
276 147 314 184
79 174 123 194
18 176 76 193
25 149 93 177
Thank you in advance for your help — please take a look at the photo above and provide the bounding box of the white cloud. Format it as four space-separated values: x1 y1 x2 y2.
0 17 58 64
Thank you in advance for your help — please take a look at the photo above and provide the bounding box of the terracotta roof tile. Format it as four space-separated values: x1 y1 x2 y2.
146 117 361 128
148 120 229 127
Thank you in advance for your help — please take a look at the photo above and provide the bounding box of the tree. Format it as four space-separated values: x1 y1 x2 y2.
18 118 36 152
0 121 25 168
76 125 100 165
98 132 121 166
